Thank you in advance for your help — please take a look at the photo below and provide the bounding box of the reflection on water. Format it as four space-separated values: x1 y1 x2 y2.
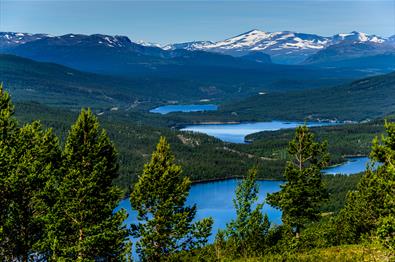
150 104 218 114
323 157 377 175
116 179 282 243
181 121 335 143
116 156 371 259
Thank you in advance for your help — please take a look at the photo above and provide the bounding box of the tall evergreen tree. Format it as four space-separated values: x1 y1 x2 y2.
44 109 129 261
2 122 61 261
267 125 329 238
335 121 395 246
0 85 62 261
218 168 270 258
130 137 213 261
0 84 18 259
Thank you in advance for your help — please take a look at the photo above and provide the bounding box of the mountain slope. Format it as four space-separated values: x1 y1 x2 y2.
0 32 49 49
188 71 395 122
1 54 242 108
1 33 370 96
167 30 391 65
304 41 395 66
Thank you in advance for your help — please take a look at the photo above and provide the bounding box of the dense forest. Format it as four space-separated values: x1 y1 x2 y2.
0 85 394 261
162 71 395 123
12 99 386 195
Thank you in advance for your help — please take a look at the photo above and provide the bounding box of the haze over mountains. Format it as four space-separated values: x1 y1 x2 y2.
0 29 394 121
166 30 395 65
1 31 373 103
1 30 394 68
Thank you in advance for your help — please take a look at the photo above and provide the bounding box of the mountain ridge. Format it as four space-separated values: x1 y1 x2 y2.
165 30 394 64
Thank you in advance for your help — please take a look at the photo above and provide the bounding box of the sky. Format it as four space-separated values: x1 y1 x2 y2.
1 0 394 44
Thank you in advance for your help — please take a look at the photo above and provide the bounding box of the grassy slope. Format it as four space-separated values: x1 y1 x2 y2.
235 244 393 262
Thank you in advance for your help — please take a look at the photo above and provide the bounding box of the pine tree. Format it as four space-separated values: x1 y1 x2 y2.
219 168 270 258
0 84 18 259
267 125 329 238
130 137 213 261
0 85 62 260
335 121 395 246
3 122 61 261
45 109 129 261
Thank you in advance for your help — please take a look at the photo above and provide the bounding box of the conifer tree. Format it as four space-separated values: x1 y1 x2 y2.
0 85 62 260
267 125 329 238
335 121 395 246
2 122 61 261
130 137 213 261
45 109 129 261
0 84 18 259
220 168 270 257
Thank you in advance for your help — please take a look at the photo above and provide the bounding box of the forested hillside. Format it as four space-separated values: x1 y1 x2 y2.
168 70 395 123
1 86 393 261
13 99 386 196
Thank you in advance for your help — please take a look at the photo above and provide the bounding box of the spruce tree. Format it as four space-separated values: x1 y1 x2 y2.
45 109 129 261
267 125 329 238
0 85 62 260
220 168 270 257
130 137 213 261
335 121 395 246
0 84 18 259
2 122 61 261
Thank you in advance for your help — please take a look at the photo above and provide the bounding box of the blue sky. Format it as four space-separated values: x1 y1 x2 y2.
1 1 394 44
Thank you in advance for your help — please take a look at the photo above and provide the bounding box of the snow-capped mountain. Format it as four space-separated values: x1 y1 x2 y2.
331 31 386 44
39 34 134 48
136 40 163 48
163 41 214 51
0 32 49 49
166 30 393 64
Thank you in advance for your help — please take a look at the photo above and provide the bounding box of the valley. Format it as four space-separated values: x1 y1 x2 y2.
0 26 394 260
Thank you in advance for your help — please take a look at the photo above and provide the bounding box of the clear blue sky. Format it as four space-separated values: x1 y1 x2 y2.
1 1 394 44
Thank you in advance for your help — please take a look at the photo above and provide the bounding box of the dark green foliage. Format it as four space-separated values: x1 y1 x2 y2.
242 120 384 165
176 70 395 122
377 214 395 250
43 109 129 261
130 137 213 261
215 168 271 258
3 122 61 261
0 83 17 252
13 100 384 196
14 101 286 193
332 121 395 246
0 85 62 260
321 174 362 213
267 125 329 237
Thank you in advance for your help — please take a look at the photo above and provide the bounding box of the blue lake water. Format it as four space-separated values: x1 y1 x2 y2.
323 157 374 175
181 121 336 143
116 180 282 241
116 156 369 258
150 104 218 114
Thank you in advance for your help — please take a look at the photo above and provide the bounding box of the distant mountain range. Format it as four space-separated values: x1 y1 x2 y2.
1 31 371 98
164 30 395 65
1 30 394 68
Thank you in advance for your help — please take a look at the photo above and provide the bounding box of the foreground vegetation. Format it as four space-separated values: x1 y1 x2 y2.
0 85 394 261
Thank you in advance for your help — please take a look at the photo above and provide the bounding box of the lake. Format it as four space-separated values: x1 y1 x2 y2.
116 156 370 258
150 104 218 114
323 156 376 175
117 157 370 235
116 179 283 243
181 121 336 143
